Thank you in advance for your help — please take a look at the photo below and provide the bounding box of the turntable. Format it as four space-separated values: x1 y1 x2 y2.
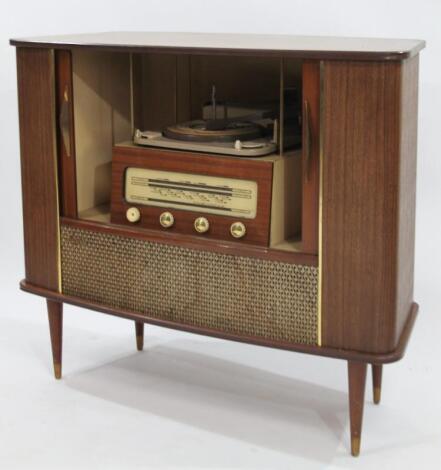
133 86 300 157
133 122 277 157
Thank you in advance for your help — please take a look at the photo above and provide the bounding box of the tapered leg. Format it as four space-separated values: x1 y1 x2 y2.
135 321 144 351
348 361 367 457
47 299 63 379
371 364 383 405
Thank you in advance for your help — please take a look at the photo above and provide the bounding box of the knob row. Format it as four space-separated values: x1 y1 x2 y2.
126 208 246 238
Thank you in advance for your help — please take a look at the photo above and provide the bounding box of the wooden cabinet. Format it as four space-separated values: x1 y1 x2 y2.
11 32 424 456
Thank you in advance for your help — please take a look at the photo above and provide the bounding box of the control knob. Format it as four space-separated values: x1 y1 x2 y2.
230 221 246 239
194 217 210 233
126 207 141 223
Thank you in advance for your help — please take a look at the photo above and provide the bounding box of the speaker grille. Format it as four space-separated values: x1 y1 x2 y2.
60 225 318 345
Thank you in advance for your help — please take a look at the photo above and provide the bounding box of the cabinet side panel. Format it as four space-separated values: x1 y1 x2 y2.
395 56 419 344
16 47 60 291
322 61 402 353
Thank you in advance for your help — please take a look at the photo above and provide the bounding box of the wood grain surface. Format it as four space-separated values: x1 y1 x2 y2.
16 47 60 291
348 361 367 456
321 58 419 353
47 299 63 379
301 60 320 254
21 280 418 365
395 56 419 345
371 364 383 404
55 49 78 218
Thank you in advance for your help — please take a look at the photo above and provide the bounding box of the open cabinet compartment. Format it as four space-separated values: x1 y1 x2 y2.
63 49 316 254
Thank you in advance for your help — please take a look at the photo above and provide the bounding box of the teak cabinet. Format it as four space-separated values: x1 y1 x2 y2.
10 32 425 456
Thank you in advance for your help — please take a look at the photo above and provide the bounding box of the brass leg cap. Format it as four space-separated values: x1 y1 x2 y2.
53 362 62 380
136 335 144 352
373 386 381 405
351 437 361 457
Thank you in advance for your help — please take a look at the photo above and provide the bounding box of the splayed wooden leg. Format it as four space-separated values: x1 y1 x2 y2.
348 361 367 457
135 321 144 351
371 364 383 405
47 299 63 379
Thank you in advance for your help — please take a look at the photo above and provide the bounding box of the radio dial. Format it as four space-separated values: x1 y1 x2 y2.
194 217 210 233
230 221 246 239
126 207 141 223
159 211 174 228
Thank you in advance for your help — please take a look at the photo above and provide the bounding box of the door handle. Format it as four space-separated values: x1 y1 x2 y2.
59 85 71 157
303 99 312 181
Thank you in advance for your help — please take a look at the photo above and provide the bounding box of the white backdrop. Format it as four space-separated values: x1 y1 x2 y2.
1 1 440 469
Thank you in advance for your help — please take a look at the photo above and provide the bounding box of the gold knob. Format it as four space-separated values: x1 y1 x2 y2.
230 221 246 239
126 207 141 223
194 217 210 233
159 211 174 228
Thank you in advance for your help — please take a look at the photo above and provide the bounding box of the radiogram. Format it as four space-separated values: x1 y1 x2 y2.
11 32 425 456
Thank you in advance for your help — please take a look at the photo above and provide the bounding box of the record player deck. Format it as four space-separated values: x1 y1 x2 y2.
133 126 277 157
133 89 300 157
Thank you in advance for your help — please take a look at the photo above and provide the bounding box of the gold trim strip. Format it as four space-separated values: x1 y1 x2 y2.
317 60 325 346
50 49 62 293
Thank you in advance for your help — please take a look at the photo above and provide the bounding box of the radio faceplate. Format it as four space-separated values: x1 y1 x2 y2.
111 144 300 247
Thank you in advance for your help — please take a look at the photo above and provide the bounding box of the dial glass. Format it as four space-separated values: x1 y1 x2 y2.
125 167 258 219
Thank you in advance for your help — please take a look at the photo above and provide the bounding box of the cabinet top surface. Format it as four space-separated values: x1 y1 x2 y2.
10 31 425 60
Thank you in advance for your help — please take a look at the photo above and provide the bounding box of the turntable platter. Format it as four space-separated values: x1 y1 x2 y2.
163 119 265 143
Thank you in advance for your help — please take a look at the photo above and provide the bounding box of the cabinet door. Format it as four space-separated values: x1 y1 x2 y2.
55 49 77 218
301 61 320 255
